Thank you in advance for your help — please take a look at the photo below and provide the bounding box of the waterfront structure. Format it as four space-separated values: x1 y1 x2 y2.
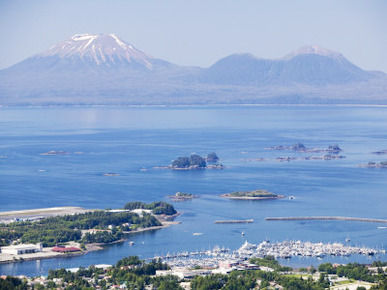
234 240 381 259
1 243 42 255
153 240 383 271
52 246 81 253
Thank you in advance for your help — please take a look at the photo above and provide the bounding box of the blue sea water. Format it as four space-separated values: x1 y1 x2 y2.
0 106 386 276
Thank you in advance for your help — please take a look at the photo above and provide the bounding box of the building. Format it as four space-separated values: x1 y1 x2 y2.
1 243 42 255
156 268 212 280
218 260 239 269
130 209 152 217
52 246 81 253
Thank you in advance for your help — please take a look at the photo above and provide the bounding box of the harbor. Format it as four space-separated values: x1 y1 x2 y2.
234 240 384 259
152 240 385 269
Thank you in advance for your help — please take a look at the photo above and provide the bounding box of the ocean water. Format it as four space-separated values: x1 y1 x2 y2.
0 106 386 276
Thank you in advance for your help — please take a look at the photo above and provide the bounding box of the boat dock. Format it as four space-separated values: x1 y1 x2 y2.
151 240 384 270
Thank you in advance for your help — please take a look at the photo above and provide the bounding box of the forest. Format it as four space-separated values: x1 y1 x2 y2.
0 202 176 247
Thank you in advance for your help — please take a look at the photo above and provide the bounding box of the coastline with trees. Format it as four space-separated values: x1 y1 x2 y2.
0 202 179 264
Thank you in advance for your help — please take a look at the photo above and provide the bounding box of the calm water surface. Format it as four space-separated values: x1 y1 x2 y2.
0 106 386 276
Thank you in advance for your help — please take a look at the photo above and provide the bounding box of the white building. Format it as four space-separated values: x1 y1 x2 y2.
130 209 152 217
1 243 42 255
156 268 212 280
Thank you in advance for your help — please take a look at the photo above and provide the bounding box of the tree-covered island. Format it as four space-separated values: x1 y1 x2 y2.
221 189 285 200
171 152 223 170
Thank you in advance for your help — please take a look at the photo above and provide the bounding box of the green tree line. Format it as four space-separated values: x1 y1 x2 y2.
0 201 177 247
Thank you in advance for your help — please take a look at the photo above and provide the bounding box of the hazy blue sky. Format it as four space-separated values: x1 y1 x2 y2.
0 0 386 71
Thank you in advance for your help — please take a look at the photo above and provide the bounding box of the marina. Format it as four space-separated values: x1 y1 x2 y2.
152 240 385 269
234 240 384 259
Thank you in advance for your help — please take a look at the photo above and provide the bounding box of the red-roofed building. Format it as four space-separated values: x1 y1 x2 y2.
52 246 81 253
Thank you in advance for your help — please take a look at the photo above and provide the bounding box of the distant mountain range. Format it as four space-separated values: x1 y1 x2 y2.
0 33 386 105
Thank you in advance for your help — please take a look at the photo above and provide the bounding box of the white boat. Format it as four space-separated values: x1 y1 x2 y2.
129 241 134 246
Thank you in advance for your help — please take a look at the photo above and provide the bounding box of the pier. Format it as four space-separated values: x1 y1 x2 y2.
265 216 387 223
214 219 253 224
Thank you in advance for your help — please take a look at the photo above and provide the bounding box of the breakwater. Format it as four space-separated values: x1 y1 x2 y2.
265 216 387 223
214 219 254 224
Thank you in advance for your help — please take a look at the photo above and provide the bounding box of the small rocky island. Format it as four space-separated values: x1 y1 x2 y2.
168 192 198 201
266 143 342 153
221 189 285 200
275 154 345 162
359 161 387 168
372 149 387 155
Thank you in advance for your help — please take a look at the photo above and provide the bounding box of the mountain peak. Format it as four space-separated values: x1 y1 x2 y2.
284 45 343 60
40 33 153 68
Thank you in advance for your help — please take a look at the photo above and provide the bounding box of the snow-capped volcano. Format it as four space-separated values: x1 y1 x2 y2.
38 33 154 68
0 35 385 106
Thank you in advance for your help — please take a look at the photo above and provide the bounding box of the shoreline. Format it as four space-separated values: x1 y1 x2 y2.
124 220 181 234
0 219 180 265
0 242 86 265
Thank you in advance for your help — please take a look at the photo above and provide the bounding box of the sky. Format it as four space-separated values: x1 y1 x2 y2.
0 0 386 72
